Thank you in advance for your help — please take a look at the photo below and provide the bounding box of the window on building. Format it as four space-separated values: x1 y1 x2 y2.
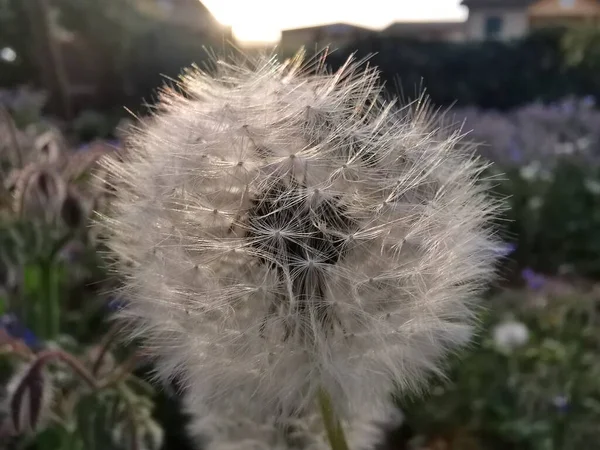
484 16 503 40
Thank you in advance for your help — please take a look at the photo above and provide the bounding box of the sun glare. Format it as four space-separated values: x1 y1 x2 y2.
201 0 466 43
232 23 281 44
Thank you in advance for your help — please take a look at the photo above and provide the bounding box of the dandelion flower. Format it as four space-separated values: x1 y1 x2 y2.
100 52 502 419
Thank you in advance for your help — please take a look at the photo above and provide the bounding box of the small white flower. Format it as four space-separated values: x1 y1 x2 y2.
552 395 569 411
539 170 553 183
584 179 600 195
0 47 16 63
101 52 501 420
575 136 592 151
519 161 541 181
528 196 543 210
492 320 529 352
555 142 576 155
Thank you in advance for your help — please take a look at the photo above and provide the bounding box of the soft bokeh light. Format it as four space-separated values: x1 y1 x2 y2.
0 47 17 63
202 0 466 43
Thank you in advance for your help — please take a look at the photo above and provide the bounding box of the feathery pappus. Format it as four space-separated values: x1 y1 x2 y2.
185 395 404 450
99 50 503 421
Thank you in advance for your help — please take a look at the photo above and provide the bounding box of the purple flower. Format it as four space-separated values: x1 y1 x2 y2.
582 95 596 109
560 100 576 115
0 314 39 348
521 268 546 291
552 395 569 413
508 139 522 163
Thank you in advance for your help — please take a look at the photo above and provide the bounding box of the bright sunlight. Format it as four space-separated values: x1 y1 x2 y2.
201 0 466 43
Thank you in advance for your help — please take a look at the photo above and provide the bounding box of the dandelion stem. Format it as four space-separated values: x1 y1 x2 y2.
317 388 350 450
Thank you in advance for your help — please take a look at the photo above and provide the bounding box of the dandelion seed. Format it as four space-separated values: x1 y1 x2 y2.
100 51 502 420
186 396 401 450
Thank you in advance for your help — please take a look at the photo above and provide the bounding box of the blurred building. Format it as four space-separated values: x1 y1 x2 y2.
529 0 600 29
39 0 233 115
381 21 466 42
463 0 600 41
279 23 377 55
279 0 600 51
136 0 232 40
462 0 535 41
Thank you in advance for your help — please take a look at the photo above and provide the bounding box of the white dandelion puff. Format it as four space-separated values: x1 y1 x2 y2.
185 396 403 450
492 320 529 352
99 51 502 420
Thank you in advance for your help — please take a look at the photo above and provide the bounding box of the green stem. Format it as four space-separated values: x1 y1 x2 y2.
41 261 60 340
40 232 71 341
317 388 350 450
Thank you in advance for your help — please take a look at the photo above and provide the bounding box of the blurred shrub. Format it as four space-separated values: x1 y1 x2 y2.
123 22 225 109
0 93 162 450
457 97 599 166
562 25 600 75
0 313 163 450
0 88 47 128
323 27 599 110
403 278 600 450
454 98 600 278
52 0 224 115
71 110 114 143
0 0 35 87
0 0 227 117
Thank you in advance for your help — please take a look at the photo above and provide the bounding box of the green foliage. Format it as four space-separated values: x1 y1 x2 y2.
0 94 160 450
56 0 148 68
485 156 600 279
51 0 222 115
0 219 107 341
562 25 600 72
55 0 151 100
71 110 115 142
0 331 162 450
0 88 47 129
403 283 600 450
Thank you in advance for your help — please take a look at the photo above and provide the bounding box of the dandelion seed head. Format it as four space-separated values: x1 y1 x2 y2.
185 396 401 450
100 51 502 419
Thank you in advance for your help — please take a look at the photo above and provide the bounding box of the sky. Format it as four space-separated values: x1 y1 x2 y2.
202 0 467 43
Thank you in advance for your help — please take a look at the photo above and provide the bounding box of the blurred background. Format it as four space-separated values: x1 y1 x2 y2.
2 1 600 449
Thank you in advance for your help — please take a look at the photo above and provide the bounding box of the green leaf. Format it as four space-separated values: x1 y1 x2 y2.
75 391 125 450
24 425 77 450
23 264 43 296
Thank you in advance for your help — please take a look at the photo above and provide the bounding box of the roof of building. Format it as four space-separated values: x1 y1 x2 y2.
461 0 537 7
382 21 465 36
281 23 375 35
